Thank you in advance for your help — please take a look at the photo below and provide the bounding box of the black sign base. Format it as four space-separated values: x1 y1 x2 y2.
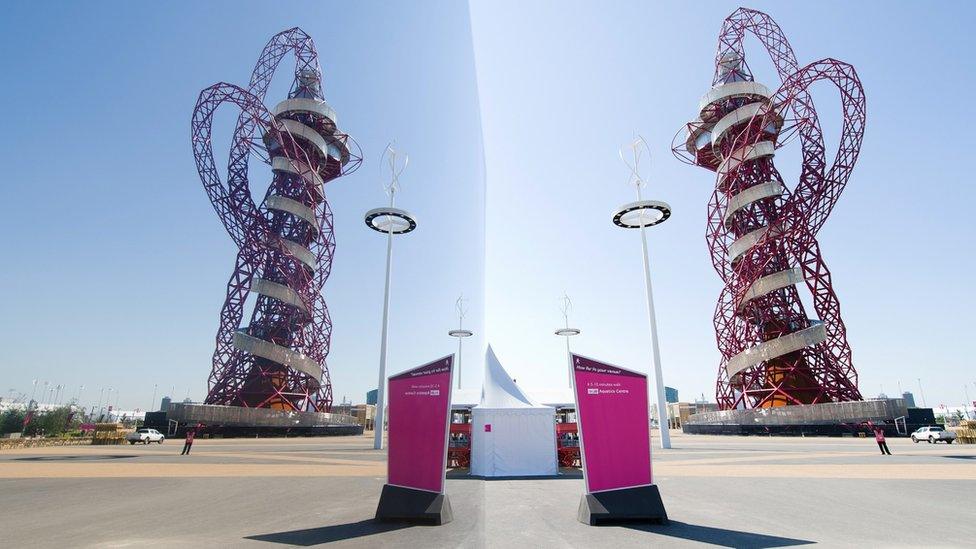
375 484 453 525
578 484 668 525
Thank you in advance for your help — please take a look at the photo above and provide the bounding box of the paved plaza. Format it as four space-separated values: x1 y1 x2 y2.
0 432 973 547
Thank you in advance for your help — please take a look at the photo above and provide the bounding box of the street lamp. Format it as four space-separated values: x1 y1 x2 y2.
365 144 418 450
612 136 673 450
554 294 581 387
964 385 972 420
151 384 157 412
448 295 473 390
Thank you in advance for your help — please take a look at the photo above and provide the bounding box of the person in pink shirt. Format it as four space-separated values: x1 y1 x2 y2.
869 421 891 455
180 423 204 456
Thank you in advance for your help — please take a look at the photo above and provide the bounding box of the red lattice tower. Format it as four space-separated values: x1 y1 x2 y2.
190 28 361 412
672 8 865 410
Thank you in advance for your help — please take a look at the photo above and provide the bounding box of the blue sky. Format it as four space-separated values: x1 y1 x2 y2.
0 1 973 412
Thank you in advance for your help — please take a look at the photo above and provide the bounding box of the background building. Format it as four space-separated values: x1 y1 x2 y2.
902 391 916 408
351 404 375 431
665 401 720 429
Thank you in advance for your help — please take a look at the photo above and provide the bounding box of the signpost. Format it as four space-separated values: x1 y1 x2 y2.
571 353 668 525
375 355 454 525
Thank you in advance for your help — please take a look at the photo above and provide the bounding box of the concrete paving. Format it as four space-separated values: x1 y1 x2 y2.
0 432 973 547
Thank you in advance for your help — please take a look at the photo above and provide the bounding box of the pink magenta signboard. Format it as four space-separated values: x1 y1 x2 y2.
572 354 652 493
387 355 454 493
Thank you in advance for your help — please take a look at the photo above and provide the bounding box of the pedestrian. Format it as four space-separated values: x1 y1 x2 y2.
870 422 891 455
180 425 196 455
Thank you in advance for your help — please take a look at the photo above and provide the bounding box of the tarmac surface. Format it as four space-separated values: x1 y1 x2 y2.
1 431 974 548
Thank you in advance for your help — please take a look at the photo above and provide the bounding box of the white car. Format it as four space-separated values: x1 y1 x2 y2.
911 426 956 444
126 428 165 444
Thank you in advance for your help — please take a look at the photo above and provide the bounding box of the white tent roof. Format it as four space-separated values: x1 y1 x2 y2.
476 346 550 409
470 346 557 477
450 348 575 408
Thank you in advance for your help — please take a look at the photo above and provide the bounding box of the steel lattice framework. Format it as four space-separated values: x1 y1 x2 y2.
191 28 361 412
673 8 865 410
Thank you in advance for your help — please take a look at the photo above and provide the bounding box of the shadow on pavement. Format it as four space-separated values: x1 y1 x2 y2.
15 455 139 461
623 521 814 548
245 519 412 546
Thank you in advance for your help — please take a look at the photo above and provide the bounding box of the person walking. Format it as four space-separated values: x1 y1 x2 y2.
871 422 891 455
180 425 197 456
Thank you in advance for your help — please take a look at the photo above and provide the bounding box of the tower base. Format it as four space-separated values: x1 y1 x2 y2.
375 484 453 525
578 485 668 525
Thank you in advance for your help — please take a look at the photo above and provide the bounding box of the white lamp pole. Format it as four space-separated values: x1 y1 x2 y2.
612 136 673 449
554 294 581 387
964 385 972 420
366 145 417 450
448 295 473 390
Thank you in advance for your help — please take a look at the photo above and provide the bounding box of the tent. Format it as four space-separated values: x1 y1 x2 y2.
470 346 557 477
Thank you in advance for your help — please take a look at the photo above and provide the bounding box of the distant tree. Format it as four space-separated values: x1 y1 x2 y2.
1 409 26 434
22 407 82 437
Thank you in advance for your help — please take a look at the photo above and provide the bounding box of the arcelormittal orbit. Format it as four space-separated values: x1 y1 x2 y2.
191 28 361 412
673 8 865 410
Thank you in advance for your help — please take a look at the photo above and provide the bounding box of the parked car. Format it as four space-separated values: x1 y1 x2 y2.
911 426 956 444
126 428 165 444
